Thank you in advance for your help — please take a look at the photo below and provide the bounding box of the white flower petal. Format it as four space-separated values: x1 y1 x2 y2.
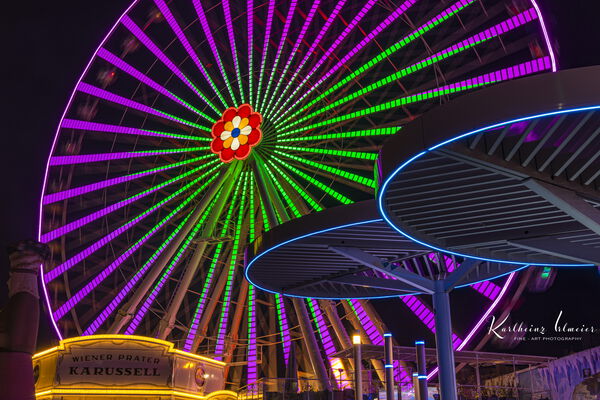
232 116 241 128
220 130 232 140
231 137 240 151
240 126 252 135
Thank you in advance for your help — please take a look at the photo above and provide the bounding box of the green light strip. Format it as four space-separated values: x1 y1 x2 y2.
277 127 400 143
271 155 353 204
287 37 488 128
261 163 302 218
259 195 271 232
249 174 256 242
274 150 375 189
279 0 476 124
267 160 323 212
214 172 250 352
274 145 378 161
280 81 489 135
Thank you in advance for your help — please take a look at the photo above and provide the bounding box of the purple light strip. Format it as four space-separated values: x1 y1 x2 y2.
49 146 205 166
246 286 258 386
258 0 298 111
44 167 218 284
154 0 228 108
52 187 199 321
427 272 517 380
120 15 220 114
60 119 203 141
349 300 412 386
247 0 254 104
221 0 245 101
76 82 209 131
530 0 557 72
254 0 276 107
191 0 238 105
308 299 337 357
43 155 209 205
83 210 193 335
276 0 417 118
41 162 215 244
264 0 348 116
38 0 141 341
275 294 292 365
96 48 213 121
401 296 463 348
262 0 321 117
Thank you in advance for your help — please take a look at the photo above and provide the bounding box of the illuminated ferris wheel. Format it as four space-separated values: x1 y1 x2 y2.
39 0 555 388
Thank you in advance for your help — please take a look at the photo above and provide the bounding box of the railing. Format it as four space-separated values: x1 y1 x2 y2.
238 378 555 400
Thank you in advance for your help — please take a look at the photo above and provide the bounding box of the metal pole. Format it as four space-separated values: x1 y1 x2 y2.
475 355 481 399
415 341 428 400
353 333 363 400
412 374 420 400
432 280 457 400
384 333 395 400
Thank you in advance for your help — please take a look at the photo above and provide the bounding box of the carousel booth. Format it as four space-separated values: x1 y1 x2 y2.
32 335 236 400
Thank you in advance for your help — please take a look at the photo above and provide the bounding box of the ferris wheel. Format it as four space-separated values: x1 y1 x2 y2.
39 0 555 388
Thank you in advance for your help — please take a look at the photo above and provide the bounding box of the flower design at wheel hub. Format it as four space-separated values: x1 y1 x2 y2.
210 104 262 163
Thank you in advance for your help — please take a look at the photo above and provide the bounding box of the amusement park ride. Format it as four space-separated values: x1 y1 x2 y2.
33 0 573 398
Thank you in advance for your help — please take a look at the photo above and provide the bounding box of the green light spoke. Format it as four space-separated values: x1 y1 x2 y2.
279 80 490 136
283 37 490 130
266 160 324 212
214 173 251 356
278 0 476 125
271 155 353 204
274 150 376 189
259 193 272 232
274 144 378 161
277 127 400 143
260 163 303 218
249 175 256 242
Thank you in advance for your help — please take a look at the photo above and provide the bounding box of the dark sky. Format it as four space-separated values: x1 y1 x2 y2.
1 1 599 352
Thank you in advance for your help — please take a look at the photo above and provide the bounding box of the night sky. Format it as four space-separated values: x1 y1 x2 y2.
1 1 599 353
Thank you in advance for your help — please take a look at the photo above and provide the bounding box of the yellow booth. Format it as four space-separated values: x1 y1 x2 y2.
32 335 238 400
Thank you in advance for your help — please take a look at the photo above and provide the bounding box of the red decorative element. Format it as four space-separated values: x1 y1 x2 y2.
211 104 262 163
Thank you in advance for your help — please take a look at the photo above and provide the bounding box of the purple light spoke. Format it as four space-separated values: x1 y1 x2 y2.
97 48 213 121
401 296 463 348
247 0 254 104
44 155 211 205
154 0 229 108
262 0 321 118
52 184 206 321
76 82 209 131
349 300 412 386
273 0 417 121
83 210 194 335
276 294 292 365
49 146 206 166
221 0 245 101
41 161 216 244
120 15 220 114
44 167 219 283
258 0 298 112
191 0 239 105
265 0 348 115
254 0 276 108
60 119 204 141
286 6 539 127
246 286 258 388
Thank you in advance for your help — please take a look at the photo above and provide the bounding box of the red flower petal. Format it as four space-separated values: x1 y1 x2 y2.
235 144 251 160
248 113 261 128
220 148 234 162
247 128 262 145
238 104 251 118
211 121 224 138
211 138 223 152
223 108 237 122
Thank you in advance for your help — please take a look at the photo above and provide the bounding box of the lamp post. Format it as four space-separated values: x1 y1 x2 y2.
384 333 395 400
353 334 362 400
415 341 428 400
